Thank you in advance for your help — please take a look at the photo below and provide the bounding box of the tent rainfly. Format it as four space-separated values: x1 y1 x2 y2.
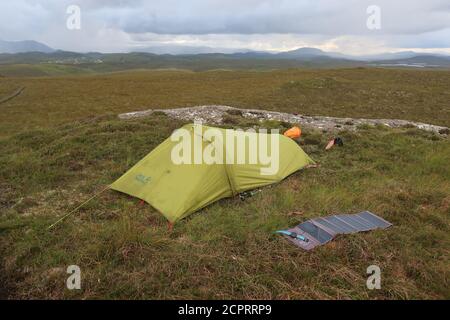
111 124 314 223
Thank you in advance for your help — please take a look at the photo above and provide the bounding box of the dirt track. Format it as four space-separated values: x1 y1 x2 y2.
0 87 25 105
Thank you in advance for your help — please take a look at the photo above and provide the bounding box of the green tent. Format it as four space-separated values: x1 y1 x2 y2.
111 124 314 223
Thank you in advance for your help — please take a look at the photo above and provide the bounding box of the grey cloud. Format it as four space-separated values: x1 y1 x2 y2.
91 0 450 35
0 0 449 53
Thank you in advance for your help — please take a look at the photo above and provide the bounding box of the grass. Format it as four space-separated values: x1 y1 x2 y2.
0 68 449 138
0 68 449 299
0 64 94 78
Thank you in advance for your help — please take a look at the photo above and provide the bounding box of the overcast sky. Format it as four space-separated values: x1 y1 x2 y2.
1 0 450 54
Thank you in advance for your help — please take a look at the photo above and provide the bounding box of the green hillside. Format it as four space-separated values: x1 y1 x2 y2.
0 68 449 299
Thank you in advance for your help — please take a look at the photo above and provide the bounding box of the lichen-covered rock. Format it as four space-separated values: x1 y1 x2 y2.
119 105 449 134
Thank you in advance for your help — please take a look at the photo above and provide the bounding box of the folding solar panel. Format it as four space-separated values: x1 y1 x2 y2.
278 211 392 250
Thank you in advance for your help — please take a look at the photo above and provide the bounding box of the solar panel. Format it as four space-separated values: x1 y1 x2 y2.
279 211 392 250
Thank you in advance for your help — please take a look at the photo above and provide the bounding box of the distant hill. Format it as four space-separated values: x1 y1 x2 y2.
1 40 449 63
271 48 450 62
0 40 55 53
0 47 449 77
276 47 329 58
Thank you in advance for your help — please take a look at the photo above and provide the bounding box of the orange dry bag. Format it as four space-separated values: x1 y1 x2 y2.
283 126 302 139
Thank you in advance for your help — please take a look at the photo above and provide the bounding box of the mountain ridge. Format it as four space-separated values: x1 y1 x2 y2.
1 42 450 75
1 39 449 62
0 39 54 54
